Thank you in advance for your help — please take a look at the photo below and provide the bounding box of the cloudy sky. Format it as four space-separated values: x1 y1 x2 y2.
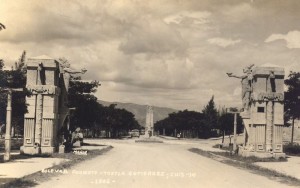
1 0 300 111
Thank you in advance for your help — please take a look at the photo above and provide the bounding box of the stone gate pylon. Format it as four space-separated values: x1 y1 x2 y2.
228 64 285 158
21 55 61 154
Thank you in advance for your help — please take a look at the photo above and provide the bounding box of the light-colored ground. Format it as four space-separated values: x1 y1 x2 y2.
0 157 67 178
0 145 108 180
255 157 300 180
36 138 297 188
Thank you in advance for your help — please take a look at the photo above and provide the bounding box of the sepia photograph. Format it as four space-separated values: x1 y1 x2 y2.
0 0 300 187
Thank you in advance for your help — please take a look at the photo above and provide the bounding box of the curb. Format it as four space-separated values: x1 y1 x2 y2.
135 140 163 143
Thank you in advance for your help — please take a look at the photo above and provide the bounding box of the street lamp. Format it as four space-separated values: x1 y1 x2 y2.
3 72 23 162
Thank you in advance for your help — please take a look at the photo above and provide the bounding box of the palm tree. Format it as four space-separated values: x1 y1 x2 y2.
0 23 5 30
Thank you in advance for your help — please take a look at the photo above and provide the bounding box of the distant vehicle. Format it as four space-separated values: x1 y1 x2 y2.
130 129 140 138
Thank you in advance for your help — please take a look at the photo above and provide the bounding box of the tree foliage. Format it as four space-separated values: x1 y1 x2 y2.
98 104 140 137
0 59 6 125
11 51 28 135
284 72 300 143
155 110 209 138
218 113 243 135
202 96 218 136
68 74 140 137
155 96 246 139
68 75 100 131
0 51 27 135
284 72 300 124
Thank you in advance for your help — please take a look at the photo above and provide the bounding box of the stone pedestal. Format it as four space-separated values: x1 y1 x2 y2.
73 141 82 148
59 145 65 154
239 65 285 158
21 55 61 155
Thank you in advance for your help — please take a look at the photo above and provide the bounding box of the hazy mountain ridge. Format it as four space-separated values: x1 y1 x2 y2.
97 100 178 127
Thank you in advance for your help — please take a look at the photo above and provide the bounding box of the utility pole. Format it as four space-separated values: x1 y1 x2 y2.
227 107 242 153
233 112 237 151
3 73 23 161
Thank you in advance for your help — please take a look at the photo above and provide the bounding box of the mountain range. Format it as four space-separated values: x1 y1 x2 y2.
97 100 178 127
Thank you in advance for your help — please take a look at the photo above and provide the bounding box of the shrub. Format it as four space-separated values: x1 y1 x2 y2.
0 138 23 151
283 143 300 155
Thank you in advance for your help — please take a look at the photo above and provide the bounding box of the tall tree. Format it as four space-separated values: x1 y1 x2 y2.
11 51 27 136
284 72 300 143
68 75 100 131
101 105 140 137
202 96 218 137
155 110 208 138
0 59 6 126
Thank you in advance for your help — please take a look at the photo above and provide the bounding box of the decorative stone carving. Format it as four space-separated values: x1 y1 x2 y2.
26 85 60 95
256 92 284 101
58 58 87 90
227 64 254 111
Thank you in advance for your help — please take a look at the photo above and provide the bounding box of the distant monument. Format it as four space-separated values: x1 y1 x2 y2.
227 64 285 158
145 106 154 137
21 55 85 155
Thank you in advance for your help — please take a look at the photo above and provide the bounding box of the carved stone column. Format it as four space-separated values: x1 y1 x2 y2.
34 92 43 147
266 101 273 152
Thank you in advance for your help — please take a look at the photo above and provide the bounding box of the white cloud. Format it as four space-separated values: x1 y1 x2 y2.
1 0 300 111
221 3 257 23
265 30 300 49
119 16 187 55
163 11 211 25
207 38 241 48
164 14 183 25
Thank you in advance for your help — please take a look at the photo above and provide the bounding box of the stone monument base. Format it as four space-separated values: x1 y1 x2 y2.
135 137 163 143
20 146 41 155
238 147 285 159
20 146 56 155
72 141 82 147
41 146 56 154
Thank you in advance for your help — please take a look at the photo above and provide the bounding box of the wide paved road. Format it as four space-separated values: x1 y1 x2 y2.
37 138 295 188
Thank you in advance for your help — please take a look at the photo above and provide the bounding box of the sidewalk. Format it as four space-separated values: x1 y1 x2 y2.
0 157 68 179
255 157 300 180
195 137 300 181
199 141 300 180
0 144 109 186
159 135 300 181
